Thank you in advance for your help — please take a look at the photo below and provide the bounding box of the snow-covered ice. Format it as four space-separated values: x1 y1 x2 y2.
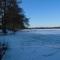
1 29 60 60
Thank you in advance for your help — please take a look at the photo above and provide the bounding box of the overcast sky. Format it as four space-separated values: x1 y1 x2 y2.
21 0 60 27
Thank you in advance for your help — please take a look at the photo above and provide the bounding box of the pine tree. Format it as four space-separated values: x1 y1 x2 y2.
0 0 29 33
0 0 7 33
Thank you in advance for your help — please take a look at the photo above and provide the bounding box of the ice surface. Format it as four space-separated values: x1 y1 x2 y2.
0 29 60 60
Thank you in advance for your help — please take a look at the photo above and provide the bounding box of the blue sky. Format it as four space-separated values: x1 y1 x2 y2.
21 0 60 27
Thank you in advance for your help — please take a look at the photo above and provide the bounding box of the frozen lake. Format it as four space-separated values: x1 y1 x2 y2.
1 29 60 60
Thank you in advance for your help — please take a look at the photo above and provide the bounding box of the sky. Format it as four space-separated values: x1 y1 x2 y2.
20 0 60 27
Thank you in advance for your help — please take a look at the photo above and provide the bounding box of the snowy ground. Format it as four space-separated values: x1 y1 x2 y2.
1 29 60 60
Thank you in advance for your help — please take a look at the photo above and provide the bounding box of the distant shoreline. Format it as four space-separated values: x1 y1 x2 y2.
26 27 60 29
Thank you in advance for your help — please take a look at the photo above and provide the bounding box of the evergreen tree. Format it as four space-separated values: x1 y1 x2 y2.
0 0 29 33
0 0 7 33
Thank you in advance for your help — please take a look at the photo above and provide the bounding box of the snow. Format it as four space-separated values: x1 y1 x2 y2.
1 29 60 60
